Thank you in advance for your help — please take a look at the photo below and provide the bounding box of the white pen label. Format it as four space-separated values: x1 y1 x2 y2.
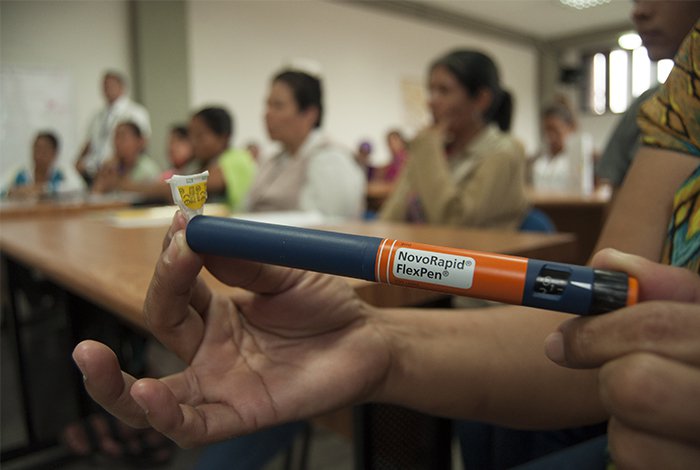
392 248 474 289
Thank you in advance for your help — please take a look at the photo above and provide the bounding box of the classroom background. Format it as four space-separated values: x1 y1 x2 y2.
2 1 678 469
1 0 646 185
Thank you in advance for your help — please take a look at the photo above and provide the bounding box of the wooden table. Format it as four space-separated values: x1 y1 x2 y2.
0 215 578 329
365 184 609 265
527 190 611 264
0 193 139 220
365 181 394 213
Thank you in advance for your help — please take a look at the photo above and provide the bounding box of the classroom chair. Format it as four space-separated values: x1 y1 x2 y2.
519 208 556 233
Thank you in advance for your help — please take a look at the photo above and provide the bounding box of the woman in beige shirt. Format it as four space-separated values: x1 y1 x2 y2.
380 49 528 229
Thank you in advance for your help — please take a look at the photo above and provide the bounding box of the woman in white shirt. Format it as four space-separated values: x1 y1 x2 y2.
531 96 594 195
245 69 365 219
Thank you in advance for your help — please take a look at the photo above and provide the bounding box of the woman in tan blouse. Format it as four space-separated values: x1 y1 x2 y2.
380 49 528 229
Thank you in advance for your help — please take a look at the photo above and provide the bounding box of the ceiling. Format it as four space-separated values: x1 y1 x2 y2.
413 0 633 40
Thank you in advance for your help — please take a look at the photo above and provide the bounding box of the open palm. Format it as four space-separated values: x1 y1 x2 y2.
73 214 391 447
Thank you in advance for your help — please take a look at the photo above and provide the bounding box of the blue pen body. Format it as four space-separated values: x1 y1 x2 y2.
187 215 382 281
185 215 634 315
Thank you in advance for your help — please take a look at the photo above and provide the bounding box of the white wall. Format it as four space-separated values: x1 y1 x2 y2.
0 0 132 182
187 1 539 165
1 0 542 177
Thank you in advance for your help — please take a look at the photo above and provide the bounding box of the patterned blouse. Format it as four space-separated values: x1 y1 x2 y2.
638 19 700 272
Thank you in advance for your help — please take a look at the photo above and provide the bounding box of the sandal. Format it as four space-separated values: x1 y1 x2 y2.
61 412 176 467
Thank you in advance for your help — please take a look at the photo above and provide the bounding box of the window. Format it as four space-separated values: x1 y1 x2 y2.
584 47 673 115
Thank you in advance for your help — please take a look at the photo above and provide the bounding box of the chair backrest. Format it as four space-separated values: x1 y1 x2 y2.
519 208 556 233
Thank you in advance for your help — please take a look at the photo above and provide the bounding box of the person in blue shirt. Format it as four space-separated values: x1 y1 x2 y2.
4 132 71 198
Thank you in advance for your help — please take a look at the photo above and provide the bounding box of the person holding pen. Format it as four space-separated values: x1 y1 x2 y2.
72 21 700 468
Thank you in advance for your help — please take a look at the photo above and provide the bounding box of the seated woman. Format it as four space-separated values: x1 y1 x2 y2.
529 95 595 195
379 49 528 229
91 121 161 194
3 131 83 198
245 69 365 219
377 129 408 183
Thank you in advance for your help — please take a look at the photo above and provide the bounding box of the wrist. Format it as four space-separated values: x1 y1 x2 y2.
364 307 419 405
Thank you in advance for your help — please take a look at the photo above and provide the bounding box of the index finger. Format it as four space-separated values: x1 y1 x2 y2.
546 300 700 369
202 254 306 295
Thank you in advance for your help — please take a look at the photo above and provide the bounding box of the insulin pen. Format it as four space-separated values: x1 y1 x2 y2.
186 215 639 315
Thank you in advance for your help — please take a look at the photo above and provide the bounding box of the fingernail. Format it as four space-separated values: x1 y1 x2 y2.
173 231 187 255
174 210 187 229
163 231 185 264
131 383 150 415
72 353 87 382
544 332 565 364
132 394 149 415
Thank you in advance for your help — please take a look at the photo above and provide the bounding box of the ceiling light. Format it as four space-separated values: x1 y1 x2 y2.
559 0 612 10
618 32 642 50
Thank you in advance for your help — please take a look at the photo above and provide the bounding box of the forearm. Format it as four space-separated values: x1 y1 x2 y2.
370 305 606 429
118 180 172 202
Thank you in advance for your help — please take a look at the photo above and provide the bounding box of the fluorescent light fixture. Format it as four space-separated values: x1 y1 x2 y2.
559 0 611 10
592 53 606 115
618 32 642 50
609 49 629 113
632 47 651 97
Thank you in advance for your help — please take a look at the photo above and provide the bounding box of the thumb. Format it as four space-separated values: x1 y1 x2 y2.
590 248 700 303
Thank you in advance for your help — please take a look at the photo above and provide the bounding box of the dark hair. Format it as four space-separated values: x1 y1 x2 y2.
170 124 189 139
273 70 323 128
542 95 577 129
117 121 144 138
430 50 513 131
387 129 406 143
193 107 233 137
104 70 127 86
35 131 60 152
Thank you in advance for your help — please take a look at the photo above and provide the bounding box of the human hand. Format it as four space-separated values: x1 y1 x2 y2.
545 248 700 468
75 158 88 177
415 118 450 143
7 184 41 200
91 160 119 194
73 212 391 448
